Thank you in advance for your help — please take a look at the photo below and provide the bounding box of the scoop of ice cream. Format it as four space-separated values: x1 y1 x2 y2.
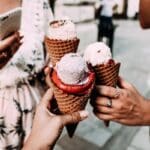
47 19 77 40
56 53 89 85
84 42 112 66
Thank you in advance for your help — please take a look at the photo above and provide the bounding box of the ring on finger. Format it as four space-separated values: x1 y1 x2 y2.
106 99 112 108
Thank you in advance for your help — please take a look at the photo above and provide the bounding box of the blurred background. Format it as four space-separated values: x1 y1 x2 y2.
49 0 150 150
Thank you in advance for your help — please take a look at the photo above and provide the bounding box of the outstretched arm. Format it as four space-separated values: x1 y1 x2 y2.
91 77 150 126
23 88 88 150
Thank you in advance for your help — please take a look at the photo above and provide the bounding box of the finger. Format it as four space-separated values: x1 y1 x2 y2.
61 110 89 126
10 42 20 55
44 66 52 76
94 112 114 121
95 97 113 106
45 69 53 88
91 96 109 107
14 32 20 42
96 85 119 98
94 97 124 112
0 33 19 51
94 106 114 114
40 88 54 108
117 76 133 90
118 118 137 126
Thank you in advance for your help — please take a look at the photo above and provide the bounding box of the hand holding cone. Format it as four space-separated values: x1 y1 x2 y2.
84 42 121 127
50 54 95 137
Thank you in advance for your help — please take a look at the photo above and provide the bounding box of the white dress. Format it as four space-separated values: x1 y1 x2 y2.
0 0 53 149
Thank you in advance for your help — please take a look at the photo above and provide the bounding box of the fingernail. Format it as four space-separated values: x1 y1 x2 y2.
79 111 89 119
49 62 53 68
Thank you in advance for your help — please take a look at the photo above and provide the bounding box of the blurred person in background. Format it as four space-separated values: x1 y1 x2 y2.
98 0 118 52
0 0 53 148
91 0 150 127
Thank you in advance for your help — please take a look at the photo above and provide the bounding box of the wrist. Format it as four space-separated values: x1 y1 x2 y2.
22 134 52 150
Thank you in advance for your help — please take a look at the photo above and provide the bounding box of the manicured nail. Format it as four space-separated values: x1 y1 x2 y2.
79 111 89 119
49 62 53 68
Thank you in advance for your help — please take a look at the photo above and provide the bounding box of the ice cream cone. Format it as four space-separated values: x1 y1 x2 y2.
93 62 121 126
51 81 93 137
51 70 94 137
93 62 120 87
45 37 80 66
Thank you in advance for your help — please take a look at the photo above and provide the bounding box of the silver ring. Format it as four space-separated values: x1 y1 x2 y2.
114 89 120 98
107 99 112 107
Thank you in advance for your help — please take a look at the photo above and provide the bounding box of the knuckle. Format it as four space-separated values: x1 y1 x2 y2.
117 103 123 110
71 112 81 123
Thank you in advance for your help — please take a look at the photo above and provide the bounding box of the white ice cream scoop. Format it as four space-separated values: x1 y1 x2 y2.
56 53 89 85
84 42 112 66
47 19 77 40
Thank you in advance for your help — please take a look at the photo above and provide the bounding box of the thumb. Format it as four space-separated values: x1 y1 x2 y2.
61 110 89 126
45 67 53 88
40 88 54 108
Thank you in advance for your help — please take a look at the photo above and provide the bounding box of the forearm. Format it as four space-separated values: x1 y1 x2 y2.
22 134 53 150
142 98 150 125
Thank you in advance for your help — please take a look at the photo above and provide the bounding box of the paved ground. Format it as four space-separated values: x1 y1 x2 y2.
54 20 150 150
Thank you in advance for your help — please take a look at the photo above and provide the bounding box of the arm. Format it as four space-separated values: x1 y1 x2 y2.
91 77 150 126
22 88 88 150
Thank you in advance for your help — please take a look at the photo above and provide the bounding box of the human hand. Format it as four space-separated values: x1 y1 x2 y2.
23 89 88 150
0 32 22 68
91 77 150 126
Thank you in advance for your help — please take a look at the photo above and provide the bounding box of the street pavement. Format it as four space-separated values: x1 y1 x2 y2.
54 20 150 150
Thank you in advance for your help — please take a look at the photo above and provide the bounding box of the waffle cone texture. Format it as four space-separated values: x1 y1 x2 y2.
93 62 121 87
93 62 120 127
51 81 93 114
45 37 80 66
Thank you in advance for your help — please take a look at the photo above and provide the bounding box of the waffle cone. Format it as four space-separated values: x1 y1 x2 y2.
93 62 120 87
45 37 80 66
51 80 94 137
52 81 92 115
93 62 120 126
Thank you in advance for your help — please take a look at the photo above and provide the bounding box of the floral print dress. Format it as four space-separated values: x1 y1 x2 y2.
0 0 53 149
